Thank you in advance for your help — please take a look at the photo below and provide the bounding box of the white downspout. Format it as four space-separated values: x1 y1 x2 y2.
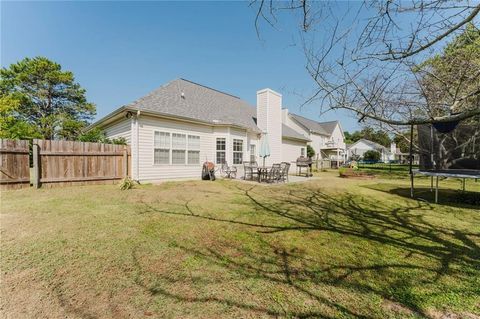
135 110 141 182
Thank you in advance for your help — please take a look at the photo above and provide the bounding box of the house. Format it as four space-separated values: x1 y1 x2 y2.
347 139 393 162
90 78 344 182
282 112 346 165
390 143 419 164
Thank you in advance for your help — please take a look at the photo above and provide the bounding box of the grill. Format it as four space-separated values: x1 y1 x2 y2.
201 162 216 181
296 156 312 177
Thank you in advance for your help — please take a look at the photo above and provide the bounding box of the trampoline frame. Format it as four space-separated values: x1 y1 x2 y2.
408 121 480 204
411 169 480 203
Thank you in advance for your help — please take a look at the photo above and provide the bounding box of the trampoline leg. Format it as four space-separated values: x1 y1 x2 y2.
430 176 433 192
410 172 414 198
435 176 439 204
462 178 466 192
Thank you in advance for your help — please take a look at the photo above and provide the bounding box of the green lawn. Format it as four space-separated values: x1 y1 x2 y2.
1 172 479 318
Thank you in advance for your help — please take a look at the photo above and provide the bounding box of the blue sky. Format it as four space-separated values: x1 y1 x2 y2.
1 1 362 131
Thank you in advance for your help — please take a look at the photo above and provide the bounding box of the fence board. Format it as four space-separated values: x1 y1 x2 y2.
0 139 30 190
34 139 130 188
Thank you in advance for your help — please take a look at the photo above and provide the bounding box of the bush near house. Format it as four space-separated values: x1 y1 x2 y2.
306 144 315 158
363 150 381 162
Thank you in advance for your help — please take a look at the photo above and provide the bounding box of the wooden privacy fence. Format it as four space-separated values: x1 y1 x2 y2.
0 139 30 190
32 139 131 188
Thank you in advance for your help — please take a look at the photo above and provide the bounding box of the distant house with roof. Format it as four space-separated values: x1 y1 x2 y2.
90 78 345 182
347 139 393 162
283 113 346 164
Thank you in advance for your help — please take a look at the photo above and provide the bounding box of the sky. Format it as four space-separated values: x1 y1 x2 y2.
1 1 364 131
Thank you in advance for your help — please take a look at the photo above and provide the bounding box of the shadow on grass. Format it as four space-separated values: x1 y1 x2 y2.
132 185 480 318
365 183 480 208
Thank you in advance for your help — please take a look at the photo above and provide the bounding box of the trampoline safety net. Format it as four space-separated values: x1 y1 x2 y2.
417 119 480 173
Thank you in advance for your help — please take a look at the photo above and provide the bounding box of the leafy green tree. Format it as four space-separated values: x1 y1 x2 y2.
78 128 127 145
77 127 107 143
363 150 381 162
306 144 315 158
0 94 41 139
344 127 391 147
0 57 96 140
344 131 356 144
361 128 391 147
419 23 480 118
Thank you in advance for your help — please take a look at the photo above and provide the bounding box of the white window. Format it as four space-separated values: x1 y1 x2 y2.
233 139 243 164
172 133 186 164
154 131 170 164
188 135 200 165
250 144 256 163
216 138 226 164
301 147 306 157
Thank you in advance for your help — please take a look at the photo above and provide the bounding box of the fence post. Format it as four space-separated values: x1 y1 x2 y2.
123 146 128 178
32 143 40 188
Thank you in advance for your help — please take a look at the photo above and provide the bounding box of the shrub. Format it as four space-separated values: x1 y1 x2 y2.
119 177 135 190
363 150 381 162
350 154 361 161
306 145 316 158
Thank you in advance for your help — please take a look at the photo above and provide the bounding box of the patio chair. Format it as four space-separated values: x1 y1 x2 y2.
279 162 291 183
243 161 252 180
250 161 259 181
265 164 281 183
221 161 237 179
243 161 260 180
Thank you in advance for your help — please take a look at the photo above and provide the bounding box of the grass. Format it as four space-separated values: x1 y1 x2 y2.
356 163 415 178
1 172 479 318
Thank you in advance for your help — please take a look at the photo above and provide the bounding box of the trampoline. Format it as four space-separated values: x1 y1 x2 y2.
409 118 480 204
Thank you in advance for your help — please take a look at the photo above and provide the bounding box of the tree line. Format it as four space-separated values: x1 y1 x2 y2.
0 57 124 144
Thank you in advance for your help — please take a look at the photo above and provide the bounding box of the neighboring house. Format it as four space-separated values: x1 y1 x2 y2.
90 78 345 182
390 143 419 164
347 139 393 162
283 112 346 163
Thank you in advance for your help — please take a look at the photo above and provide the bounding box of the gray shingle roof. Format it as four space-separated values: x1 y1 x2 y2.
282 124 310 141
318 120 339 135
348 139 390 152
289 114 339 136
126 78 260 132
92 78 312 143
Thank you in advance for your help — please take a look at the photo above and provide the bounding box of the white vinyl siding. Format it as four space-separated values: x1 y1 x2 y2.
281 138 308 171
132 115 254 182
137 116 216 181
256 89 282 166
154 132 170 164
103 118 132 144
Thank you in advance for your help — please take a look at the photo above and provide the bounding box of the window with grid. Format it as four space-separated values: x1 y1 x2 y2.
233 139 243 164
172 133 186 164
154 131 170 164
187 135 200 164
250 144 256 163
216 138 226 164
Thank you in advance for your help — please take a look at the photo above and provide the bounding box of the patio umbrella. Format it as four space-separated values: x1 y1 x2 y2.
259 132 271 167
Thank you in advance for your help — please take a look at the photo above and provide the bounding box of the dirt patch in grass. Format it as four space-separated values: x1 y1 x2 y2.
1 269 67 319
426 309 480 319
